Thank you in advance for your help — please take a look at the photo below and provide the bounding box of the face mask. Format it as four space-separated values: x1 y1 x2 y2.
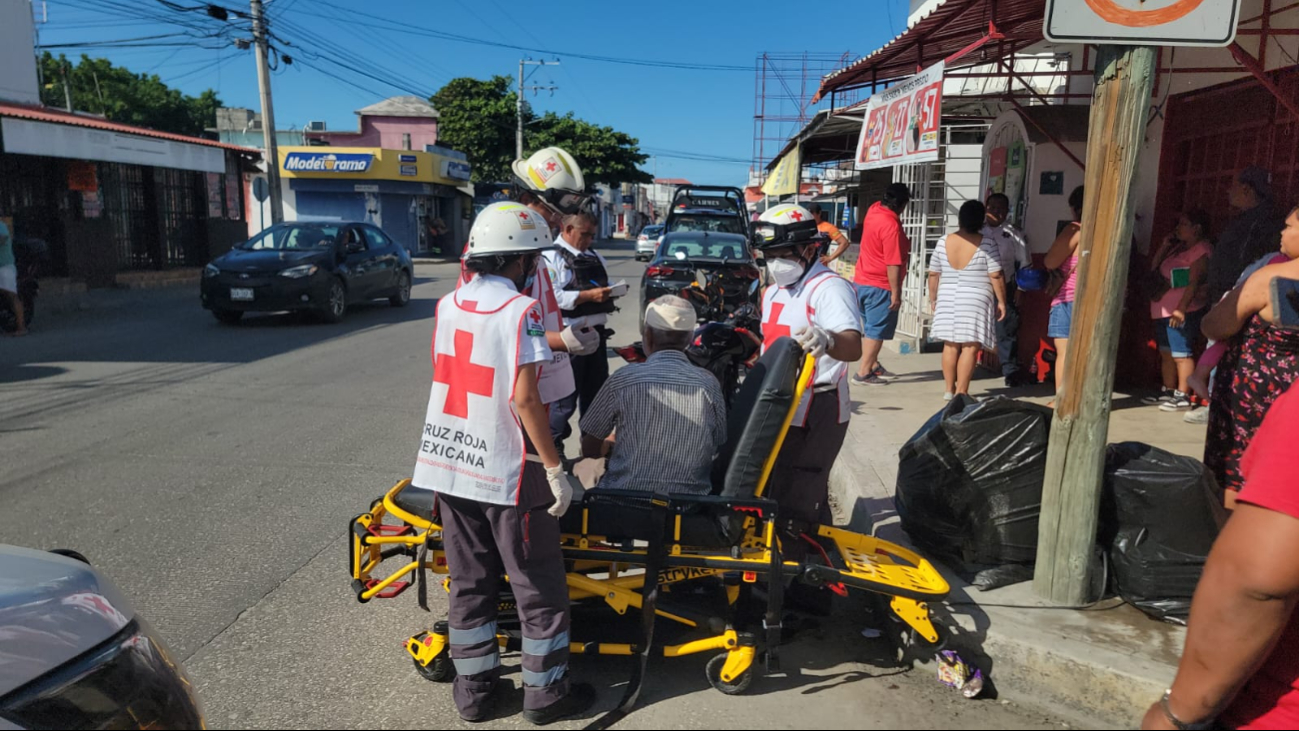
768 257 806 287
515 255 539 292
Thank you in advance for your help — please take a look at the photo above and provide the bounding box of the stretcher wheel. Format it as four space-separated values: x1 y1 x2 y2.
705 653 753 696
413 652 455 683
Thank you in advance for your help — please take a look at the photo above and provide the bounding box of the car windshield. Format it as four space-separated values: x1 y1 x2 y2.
238 225 341 251
643 226 663 236
667 216 746 235
659 239 751 261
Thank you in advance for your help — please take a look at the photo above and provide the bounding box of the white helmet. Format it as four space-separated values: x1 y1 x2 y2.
511 146 590 215
465 202 552 258
753 203 822 250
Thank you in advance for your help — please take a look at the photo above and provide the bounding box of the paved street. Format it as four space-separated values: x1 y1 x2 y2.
0 240 1081 729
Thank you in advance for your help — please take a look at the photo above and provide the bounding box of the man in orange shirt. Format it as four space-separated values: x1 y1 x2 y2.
810 204 850 266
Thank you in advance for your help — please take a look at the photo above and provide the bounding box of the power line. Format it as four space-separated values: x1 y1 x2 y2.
292 0 749 72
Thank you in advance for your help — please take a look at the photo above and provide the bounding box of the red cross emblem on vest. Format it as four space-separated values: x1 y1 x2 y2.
433 330 495 418
763 302 792 344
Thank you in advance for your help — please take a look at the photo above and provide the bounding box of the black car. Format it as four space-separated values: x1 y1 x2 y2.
200 221 413 324
641 185 760 325
640 231 761 327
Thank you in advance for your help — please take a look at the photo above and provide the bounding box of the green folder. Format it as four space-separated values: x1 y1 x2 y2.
1170 267 1191 289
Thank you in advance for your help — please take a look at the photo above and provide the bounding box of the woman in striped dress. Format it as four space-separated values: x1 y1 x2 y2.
928 200 1009 399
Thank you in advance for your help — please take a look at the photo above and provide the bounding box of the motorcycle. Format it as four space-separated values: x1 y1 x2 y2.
615 272 763 407
0 237 45 334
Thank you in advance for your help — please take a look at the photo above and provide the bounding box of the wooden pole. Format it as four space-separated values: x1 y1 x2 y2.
1033 44 1157 606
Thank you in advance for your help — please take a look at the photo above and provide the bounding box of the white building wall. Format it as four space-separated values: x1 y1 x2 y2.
0 0 40 105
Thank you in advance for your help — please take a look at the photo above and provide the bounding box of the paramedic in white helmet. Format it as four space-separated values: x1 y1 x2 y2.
753 203 863 529
414 201 595 725
459 147 602 418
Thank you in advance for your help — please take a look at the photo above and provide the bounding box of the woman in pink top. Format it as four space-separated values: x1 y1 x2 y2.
1146 210 1213 411
1043 186 1085 404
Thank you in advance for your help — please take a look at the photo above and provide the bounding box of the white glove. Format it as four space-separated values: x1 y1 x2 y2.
544 465 578 518
560 325 600 356
793 325 833 358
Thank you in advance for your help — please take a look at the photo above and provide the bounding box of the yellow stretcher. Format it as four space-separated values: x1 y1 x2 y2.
347 337 949 707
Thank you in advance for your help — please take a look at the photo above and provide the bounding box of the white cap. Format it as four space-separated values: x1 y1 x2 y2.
644 295 697 332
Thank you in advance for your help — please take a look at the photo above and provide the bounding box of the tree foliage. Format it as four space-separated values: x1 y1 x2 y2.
39 53 222 137
430 76 651 186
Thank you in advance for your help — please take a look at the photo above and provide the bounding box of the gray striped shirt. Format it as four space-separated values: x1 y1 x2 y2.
579 349 727 495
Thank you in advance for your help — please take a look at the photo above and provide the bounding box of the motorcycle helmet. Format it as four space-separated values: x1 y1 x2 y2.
1016 267 1050 292
751 204 824 251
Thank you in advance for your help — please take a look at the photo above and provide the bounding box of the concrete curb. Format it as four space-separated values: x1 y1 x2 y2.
829 458 1181 728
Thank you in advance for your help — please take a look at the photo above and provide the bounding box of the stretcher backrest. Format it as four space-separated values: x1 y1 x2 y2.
716 336 803 499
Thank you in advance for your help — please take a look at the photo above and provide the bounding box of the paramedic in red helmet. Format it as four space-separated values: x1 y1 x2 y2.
753 203 863 528
415 201 595 725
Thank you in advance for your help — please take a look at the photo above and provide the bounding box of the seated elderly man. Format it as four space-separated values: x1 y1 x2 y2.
579 296 727 495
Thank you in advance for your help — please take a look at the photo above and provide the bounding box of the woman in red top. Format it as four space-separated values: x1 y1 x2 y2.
1143 382 1299 730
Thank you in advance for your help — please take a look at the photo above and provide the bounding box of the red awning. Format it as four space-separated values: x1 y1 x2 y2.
0 101 258 155
813 0 1047 102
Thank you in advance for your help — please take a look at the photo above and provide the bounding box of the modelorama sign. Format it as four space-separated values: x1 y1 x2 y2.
283 151 373 173
854 61 944 171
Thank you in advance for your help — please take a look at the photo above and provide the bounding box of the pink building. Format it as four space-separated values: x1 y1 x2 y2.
305 95 439 150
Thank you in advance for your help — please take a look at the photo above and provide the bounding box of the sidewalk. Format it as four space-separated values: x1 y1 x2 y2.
829 351 1196 728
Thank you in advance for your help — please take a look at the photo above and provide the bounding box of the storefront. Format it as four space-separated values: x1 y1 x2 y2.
277 146 473 256
810 0 1299 386
0 102 256 288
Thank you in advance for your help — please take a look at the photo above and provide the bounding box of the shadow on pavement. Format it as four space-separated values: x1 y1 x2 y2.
0 287 441 383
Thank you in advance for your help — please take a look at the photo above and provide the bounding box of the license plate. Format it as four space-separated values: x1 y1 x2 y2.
230 288 254 301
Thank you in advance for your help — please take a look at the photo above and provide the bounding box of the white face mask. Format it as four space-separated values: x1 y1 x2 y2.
768 257 806 287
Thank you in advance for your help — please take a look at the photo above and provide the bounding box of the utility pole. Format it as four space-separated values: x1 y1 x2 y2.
60 60 72 112
516 58 560 161
251 0 284 224
1033 44 1157 606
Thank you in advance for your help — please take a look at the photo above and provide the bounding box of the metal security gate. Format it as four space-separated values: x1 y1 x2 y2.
155 167 207 267
1155 66 1299 243
102 163 158 270
894 162 946 342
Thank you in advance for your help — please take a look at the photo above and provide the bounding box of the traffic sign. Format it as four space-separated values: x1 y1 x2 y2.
1045 0 1241 47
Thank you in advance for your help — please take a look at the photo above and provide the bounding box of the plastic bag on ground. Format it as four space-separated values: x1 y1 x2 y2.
1101 442 1227 624
894 395 1053 588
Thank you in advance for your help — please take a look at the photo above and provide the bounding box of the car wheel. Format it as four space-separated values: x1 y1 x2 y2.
320 279 347 323
213 310 243 325
389 271 411 307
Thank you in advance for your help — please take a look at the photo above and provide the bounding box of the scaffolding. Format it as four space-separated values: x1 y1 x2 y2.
752 52 861 178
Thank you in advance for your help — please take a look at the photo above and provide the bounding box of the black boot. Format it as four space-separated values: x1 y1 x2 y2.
522 683 597 726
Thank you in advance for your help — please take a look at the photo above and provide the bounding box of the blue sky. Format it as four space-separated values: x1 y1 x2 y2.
36 0 910 185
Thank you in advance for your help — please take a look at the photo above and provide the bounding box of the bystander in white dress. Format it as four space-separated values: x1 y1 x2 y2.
928 234 1002 348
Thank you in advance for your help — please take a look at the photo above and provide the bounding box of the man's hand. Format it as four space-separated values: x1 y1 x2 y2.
997 301 1007 322
794 325 833 358
580 287 613 305
889 290 902 311
1171 309 1186 329
561 325 600 356
544 465 579 518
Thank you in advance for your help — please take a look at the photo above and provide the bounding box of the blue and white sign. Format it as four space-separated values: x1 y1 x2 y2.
399 154 417 163
400 164 418 177
442 160 472 181
283 151 373 173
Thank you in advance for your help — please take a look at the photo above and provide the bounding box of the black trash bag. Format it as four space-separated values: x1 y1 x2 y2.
895 395 1053 588
1101 442 1227 624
